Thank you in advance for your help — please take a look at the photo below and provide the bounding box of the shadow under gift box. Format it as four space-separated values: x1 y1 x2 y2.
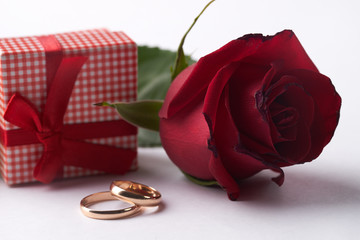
0 29 138 185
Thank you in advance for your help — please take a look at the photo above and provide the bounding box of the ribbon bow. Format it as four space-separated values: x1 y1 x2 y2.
3 36 136 183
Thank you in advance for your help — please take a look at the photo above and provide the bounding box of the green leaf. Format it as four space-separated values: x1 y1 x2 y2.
137 46 195 146
171 47 188 81
138 46 195 100
138 46 177 100
182 171 219 187
95 100 163 131
137 128 162 147
171 0 215 81
101 1 214 146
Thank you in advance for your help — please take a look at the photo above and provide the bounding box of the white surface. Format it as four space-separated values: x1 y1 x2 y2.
1 148 359 240
1 0 360 239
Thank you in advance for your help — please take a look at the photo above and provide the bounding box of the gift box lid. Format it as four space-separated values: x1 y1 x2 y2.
0 29 137 131
0 29 135 54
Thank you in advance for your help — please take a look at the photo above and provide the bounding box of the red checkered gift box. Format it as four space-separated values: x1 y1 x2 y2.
0 29 138 185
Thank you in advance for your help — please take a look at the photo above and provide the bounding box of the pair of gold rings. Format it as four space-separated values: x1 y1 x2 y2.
80 180 161 220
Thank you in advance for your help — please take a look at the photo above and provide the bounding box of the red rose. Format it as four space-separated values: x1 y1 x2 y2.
159 30 341 200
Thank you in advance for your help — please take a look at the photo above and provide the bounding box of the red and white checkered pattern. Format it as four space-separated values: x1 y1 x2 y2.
0 29 137 185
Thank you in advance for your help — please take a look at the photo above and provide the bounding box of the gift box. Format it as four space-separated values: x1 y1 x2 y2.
0 29 138 185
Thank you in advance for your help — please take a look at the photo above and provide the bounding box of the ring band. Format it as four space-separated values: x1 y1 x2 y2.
80 191 141 220
110 180 162 206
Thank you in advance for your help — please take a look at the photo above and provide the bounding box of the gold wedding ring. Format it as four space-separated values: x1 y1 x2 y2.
80 191 141 220
110 180 162 206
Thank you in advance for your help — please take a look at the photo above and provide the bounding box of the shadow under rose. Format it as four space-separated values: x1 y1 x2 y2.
236 170 360 209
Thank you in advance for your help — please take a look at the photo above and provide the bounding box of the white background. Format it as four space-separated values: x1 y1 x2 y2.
1 0 360 239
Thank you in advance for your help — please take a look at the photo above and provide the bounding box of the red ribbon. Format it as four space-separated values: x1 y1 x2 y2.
2 35 137 183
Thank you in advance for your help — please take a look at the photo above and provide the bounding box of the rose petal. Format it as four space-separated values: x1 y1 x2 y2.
159 64 196 119
161 30 318 120
212 86 268 179
274 79 315 127
207 86 274 200
159 97 213 179
265 75 303 106
265 75 315 148
209 154 240 201
271 106 299 131
228 62 276 154
287 69 341 162
270 106 299 143
203 61 243 135
224 87 286 184
277 122 298 142
245 30 319 73
269 82 315 163
206 88 243 200
163 33 275 118
275 120 312 164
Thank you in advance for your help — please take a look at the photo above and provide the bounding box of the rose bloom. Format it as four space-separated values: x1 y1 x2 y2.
159 30 341 200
